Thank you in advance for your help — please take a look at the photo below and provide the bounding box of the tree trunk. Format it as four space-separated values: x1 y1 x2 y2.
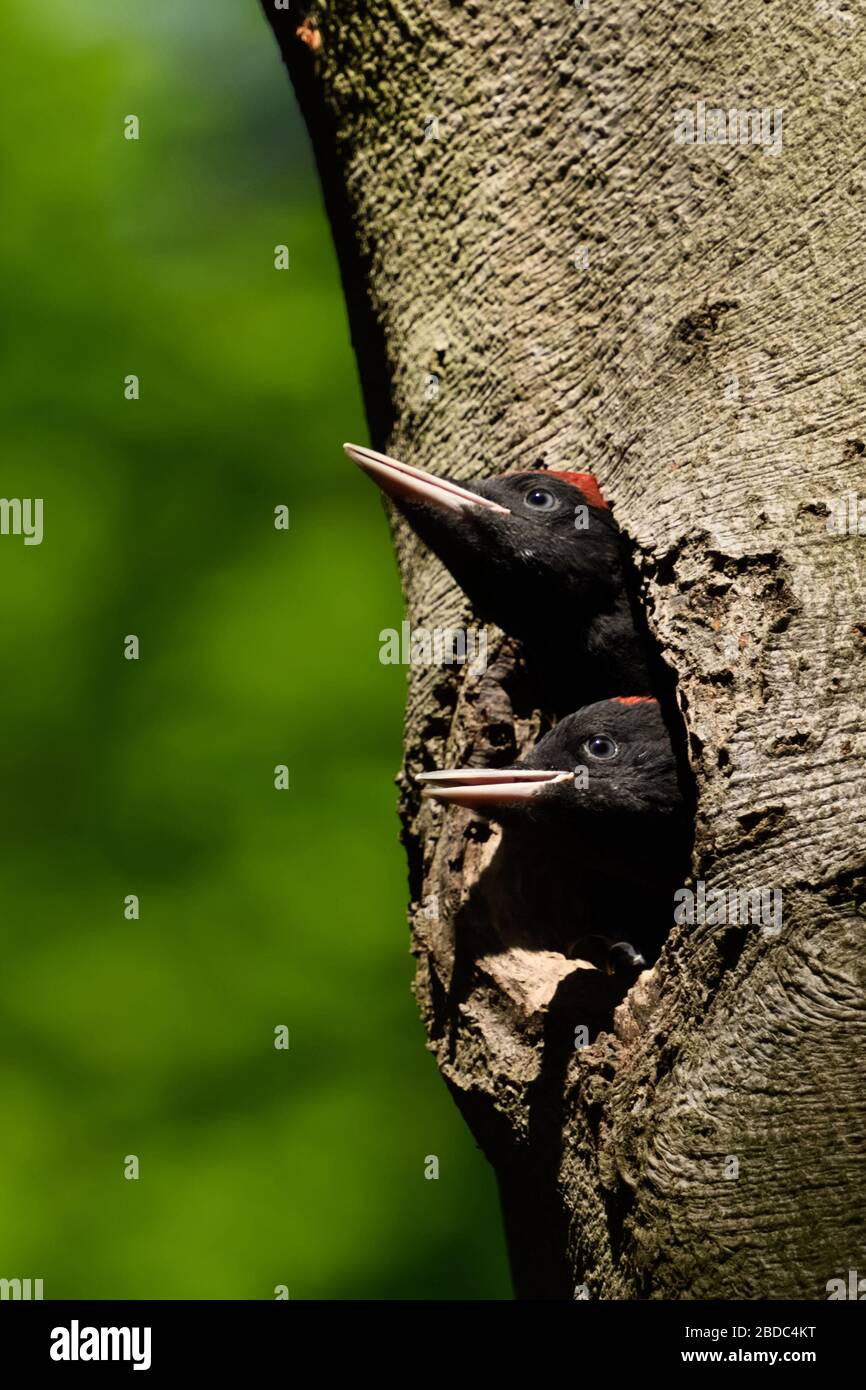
262 0 866 1299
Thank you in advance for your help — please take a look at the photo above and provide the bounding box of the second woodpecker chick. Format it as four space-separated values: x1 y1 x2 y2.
418 697 689 977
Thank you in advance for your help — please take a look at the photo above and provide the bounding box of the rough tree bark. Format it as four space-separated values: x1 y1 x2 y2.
262 1 866 1298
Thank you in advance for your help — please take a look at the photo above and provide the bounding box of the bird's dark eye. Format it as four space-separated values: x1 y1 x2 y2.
585 734 618 760
523 486 558 511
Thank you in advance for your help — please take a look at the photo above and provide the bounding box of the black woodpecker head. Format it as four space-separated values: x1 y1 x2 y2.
345 441 619 618
417 697 689 975
344 443 655 705
418 697 683 832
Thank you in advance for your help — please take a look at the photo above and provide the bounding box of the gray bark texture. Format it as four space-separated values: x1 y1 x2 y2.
262 0 866 1299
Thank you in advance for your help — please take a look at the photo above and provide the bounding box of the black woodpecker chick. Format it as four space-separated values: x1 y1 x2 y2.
344 442 656 710
418 697 689 977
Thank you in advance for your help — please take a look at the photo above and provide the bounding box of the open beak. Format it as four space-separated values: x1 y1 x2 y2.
417 766 571 809
344 443 510 516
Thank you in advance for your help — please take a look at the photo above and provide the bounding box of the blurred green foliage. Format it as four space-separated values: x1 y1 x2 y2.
0 1 510 1298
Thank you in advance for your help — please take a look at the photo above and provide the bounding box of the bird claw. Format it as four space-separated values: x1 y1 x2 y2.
605 941 647 978
567 934 647 979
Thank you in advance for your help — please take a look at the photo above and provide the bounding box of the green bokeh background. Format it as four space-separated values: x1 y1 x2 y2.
0 1 509 1298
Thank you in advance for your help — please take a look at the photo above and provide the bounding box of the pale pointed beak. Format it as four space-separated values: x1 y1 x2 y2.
417 766 571 809
343 443 510 515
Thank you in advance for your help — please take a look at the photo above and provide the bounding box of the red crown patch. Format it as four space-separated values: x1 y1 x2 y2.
504 470 610 510
554 472 609 510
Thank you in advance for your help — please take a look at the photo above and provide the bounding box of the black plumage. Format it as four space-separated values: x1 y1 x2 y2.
345 443 657 710
419 698 689 976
